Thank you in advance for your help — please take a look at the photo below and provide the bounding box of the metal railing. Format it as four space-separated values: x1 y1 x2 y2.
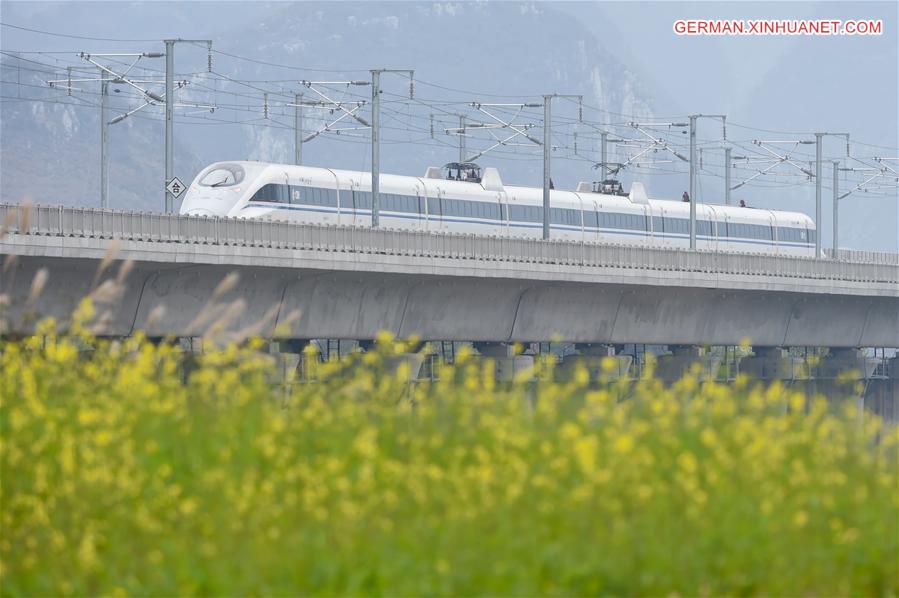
2 203 898 285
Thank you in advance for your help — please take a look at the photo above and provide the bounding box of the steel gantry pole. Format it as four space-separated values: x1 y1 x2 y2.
689 115 697 249
543 95 552 240
162 39 212 213
100 76 109 208
164 40 174 213
459 114 466 163
814 132 823 256
371 70 381 227
600 131 608 177
295 92 303 165
369 69 413 228
724 147 732 206
832 160 839 257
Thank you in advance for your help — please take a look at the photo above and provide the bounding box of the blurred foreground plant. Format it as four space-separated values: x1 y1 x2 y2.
1 313 897 596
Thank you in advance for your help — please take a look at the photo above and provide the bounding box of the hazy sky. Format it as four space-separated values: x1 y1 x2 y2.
1 1 896 249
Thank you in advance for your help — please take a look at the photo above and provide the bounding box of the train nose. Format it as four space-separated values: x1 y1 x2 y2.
180 188 240 217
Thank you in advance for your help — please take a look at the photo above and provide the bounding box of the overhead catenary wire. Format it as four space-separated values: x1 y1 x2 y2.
0 46 895 201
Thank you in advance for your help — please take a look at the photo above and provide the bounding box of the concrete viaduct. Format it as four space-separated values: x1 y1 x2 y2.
2 204 897 350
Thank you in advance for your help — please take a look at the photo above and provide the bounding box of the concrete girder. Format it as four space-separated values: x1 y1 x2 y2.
2 256 898 348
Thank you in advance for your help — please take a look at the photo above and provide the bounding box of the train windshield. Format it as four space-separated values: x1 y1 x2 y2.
199 164 245 188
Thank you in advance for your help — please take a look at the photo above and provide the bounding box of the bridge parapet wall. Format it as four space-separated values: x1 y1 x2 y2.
2 203 897 287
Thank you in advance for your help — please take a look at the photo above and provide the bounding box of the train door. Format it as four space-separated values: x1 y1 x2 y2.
497 190 509 236
593 200 602 243
660 206 674 248
412 181 425 232
319 169 340 226
720 210 732 253
641 204 651 246
572 193 585 242
349 181 359 227
648 203 660 243
705 205 719 252
764 209 779 256
428 186 447 231
416 184 427 232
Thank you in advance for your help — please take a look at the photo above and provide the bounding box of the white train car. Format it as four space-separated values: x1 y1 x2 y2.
180 161 816 256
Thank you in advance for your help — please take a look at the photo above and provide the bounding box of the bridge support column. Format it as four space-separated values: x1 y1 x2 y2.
265 340 302 387
558 344 633 383
882 356 899 423
655 345 722 384
819 348 879 379
475 343 534 382
357 338 425 382
738 347 807 382
384 352 426 382
815 348 888 417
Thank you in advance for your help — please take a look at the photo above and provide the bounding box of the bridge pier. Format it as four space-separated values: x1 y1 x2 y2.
738 347 807 381
474 342 534 382
265 340 302 388
655 345 722 384
873 356 899 422
558 344 633 382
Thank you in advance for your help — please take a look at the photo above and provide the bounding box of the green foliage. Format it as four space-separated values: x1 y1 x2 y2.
2 327 897 596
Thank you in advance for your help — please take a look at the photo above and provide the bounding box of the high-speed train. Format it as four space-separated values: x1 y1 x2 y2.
180 161 816 256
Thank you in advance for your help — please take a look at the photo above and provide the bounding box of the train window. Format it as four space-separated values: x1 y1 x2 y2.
289 186 337 208
391 194 410 213
199 164 244 187
584 212 598 228
509 205 542 223
652 216 664 233
444 198 456 217
599 212 612 228
354 191 372 210
665 218 688 235
779 227 808 243
251 184 289 203
427 197 441 216
550 208 563 225
320 188 337 207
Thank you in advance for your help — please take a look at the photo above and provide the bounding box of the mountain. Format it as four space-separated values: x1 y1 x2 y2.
1 1 658 211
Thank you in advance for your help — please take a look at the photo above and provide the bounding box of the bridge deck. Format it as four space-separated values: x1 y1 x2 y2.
2 204 897 297
2 204 898 346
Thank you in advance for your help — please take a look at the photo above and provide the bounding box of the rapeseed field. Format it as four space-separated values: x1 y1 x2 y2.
1 311 897 595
